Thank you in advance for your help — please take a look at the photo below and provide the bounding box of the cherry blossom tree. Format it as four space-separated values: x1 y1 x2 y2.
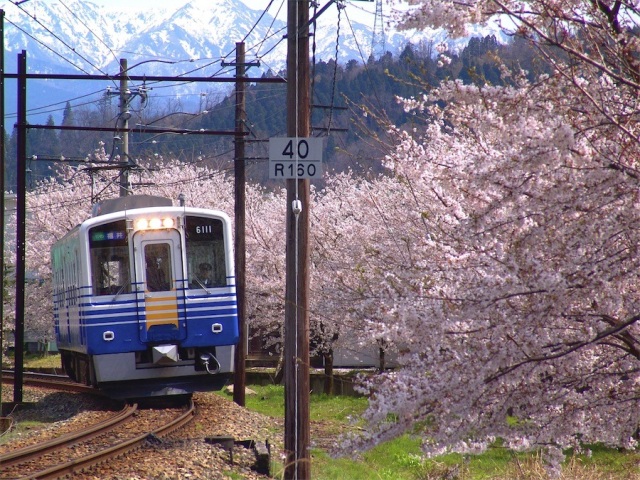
340 0 640 469
2 255 15 363
242 183 287 354
310 173 387 389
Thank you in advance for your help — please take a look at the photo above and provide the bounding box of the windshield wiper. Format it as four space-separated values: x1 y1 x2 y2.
193 277 211 294
113 283 127 300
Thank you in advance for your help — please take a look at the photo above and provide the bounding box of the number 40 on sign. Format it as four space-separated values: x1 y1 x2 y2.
269 137 323 179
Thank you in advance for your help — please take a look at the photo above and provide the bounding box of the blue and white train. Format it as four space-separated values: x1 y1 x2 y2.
51 195 239 399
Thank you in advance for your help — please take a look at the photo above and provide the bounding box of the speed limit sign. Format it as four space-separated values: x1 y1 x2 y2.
269 137 323 179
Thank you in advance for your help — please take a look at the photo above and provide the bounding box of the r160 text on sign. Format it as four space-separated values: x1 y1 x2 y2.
269 137 323 180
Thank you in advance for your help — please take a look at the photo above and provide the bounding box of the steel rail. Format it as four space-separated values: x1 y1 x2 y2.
0 403 137 468
2 370 97 395
19 399 196 480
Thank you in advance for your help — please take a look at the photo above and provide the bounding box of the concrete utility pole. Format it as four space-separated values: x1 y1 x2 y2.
119 58 129 197
284 0 311 478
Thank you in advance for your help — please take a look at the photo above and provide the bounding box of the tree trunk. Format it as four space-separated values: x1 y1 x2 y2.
323 349 334 395
274 349 285 384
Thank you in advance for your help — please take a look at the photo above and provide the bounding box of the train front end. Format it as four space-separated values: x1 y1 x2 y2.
54 199 239 399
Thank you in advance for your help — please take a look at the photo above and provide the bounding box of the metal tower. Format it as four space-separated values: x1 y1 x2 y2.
371 0 386 59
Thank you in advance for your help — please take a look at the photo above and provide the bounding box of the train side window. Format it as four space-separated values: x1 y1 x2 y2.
89 221 131 296
185 216 227 289
91 250 131 295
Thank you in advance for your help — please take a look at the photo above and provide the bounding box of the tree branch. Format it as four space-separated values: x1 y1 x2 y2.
485 312 640 383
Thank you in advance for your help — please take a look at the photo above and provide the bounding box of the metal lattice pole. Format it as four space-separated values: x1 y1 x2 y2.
371 0 386 59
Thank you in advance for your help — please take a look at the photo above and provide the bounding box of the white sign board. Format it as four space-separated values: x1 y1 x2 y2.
269 137 323 179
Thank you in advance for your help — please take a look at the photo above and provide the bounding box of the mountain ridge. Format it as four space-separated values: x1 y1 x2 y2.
0 0 507 121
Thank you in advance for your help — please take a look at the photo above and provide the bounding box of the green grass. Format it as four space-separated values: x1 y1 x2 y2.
3 352 62 370
0 419 43 445
24 353 62 369
242 383 367 423
311 435 436 480
234 384 640 480
309 392 367 423
242 384 286 417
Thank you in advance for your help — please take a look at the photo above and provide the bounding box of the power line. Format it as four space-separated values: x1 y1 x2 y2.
59 0 120 74
3 17 93 75
221 0 285 66
240 0 278 44
10 1 109 75
4 88 109 119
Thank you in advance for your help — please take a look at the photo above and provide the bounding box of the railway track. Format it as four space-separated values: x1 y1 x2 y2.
0 381 195 479
0 403 138 470
1 370 96 395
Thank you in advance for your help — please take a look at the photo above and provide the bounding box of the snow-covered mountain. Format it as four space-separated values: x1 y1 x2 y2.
0 0 507 122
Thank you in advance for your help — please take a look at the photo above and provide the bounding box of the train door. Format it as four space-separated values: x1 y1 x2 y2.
134 230 186 343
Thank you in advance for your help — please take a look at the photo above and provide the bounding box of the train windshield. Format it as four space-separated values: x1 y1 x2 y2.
185 215 227 288
88 220 131 296
144 243 172 292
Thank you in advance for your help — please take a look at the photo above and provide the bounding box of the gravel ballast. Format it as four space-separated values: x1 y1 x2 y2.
1 386 284 479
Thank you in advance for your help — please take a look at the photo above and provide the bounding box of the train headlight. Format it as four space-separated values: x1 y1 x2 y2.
136 218 149 230
135 217 175 230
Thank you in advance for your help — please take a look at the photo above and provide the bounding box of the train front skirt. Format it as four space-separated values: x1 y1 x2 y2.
93 345 235 399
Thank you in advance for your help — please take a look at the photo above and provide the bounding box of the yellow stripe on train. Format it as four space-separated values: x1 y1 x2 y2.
145 292 179 329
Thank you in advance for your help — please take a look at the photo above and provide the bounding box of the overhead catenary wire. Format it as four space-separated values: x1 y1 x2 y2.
247 25 288 63
136 0 366 182
137 1 286 93
3 61 236 121
3 17 94 75
220 0 285 65
326 4 344 137
4 88 112 119
240 0 278 44
10 0 357 120
5 2 280 118
9 2 110 75
5 67 284 139
26 158 236 209
59 0 120 77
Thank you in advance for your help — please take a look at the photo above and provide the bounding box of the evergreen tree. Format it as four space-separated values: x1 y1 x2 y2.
26 115 60 187
59 101 83 158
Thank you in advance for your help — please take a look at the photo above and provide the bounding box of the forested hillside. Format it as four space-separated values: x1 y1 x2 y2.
4 34 543 190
